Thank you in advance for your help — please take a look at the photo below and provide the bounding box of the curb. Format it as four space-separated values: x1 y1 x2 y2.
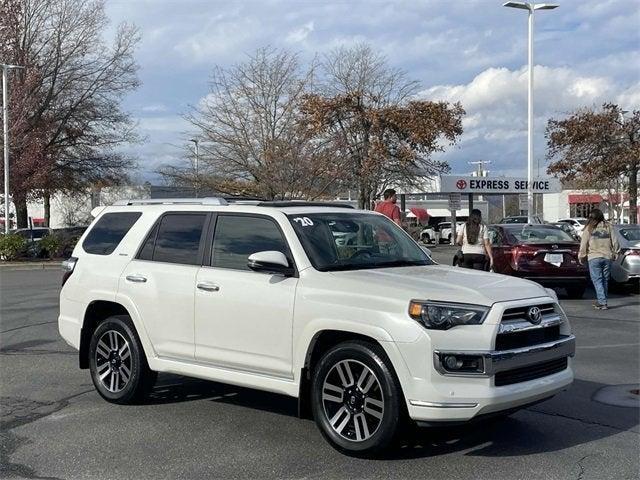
0 262 61 271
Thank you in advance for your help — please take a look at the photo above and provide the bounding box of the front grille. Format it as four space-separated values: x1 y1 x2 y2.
495 357 568 386
502 303 555 321
495 325 561 350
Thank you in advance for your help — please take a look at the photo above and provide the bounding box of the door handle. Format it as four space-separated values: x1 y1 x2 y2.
126 274 147 283
197 282 220 292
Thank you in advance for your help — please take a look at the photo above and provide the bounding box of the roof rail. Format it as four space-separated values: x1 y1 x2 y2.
112 197 228 206
257 201 354 209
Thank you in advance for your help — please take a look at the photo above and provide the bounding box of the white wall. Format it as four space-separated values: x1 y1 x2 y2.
543 191 570 222
27 186 151 228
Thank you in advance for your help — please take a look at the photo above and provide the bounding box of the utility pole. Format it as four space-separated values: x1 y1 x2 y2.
2 64 24 233
189 138 199 198
503 2 558 223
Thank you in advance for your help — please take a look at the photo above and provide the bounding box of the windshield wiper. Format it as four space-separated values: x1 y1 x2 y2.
322 260 429 271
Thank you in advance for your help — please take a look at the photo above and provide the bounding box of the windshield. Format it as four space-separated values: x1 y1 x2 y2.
288 212 433 271
507 226 576 243
619 227 640 241
577 219 587 225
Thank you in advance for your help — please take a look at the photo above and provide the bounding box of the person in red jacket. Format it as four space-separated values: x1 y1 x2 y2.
374 189 402 226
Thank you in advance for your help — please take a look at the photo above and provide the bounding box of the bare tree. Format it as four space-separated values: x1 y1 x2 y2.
301 44 464 209
166 47 340 200
547 104 639 224
0 0 140 227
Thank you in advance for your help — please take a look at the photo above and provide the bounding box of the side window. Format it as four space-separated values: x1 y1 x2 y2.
137 223 159 261
82 212 142 255
151 214 207 265
212 216 289 271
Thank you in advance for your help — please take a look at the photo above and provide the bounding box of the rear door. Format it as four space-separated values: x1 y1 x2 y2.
194 214 298 378
119 212 210 360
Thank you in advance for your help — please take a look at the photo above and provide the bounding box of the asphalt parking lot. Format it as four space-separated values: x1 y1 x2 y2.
1 257 638 480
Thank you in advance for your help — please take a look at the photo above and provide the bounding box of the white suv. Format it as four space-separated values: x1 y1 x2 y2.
59 198 575 454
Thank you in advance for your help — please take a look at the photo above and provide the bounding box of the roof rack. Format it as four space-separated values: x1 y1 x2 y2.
112 197 228 206
257 201 354 209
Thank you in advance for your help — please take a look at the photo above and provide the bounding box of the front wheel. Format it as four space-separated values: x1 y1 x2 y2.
421 233 431 244
89 315 156 404
311 341 404 456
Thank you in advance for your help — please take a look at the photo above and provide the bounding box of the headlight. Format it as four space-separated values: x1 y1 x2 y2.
408 301 489 330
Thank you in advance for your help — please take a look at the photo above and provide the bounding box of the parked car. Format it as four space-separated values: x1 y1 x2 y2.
487 224 588 298
498 215 544 224
11 227 52 242
611 224 640 285
437 221 465 244
419 225 436 243
59 198 574 455
550 222 581 241
557 218 587 237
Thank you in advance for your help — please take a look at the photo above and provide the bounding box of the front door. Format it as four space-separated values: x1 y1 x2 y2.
194 214 298 378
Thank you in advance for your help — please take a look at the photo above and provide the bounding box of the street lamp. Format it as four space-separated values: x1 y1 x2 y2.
503 2 558 224
1 63 24 233
189 138 199 198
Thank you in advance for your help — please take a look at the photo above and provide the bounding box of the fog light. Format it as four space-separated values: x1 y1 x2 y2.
438 354 485 374
444 355 462 370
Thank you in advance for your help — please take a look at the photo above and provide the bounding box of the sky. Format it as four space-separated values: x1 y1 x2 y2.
103 0 640 184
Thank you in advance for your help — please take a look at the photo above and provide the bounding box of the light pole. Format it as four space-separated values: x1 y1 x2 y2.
503 2 558 224
189 138 199 198
1 64 24 233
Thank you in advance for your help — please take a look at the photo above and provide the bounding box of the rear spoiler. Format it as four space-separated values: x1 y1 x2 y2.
90 206 106 218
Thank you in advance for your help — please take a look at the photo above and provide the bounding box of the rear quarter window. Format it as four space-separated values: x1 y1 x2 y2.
82 212 142 255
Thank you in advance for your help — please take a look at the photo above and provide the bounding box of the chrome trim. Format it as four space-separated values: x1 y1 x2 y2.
434 335 575 378
409 400 478 409
498 314 562 334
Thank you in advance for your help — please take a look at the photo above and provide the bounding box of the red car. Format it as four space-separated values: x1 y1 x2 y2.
487 224 589 298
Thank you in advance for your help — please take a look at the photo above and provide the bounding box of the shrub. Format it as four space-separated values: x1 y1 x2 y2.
0 234 27 261
39 233 63 259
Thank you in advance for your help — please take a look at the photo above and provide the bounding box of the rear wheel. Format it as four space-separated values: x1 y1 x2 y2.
311 341 404 456
421 233 431 244
89 315 156 404
566 285 586 299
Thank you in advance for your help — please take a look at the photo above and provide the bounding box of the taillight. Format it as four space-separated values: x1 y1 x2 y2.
512 245 537 269
61 257 78 286
622 249 640 257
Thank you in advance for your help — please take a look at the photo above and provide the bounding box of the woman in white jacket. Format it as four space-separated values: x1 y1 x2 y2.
456 209 494 271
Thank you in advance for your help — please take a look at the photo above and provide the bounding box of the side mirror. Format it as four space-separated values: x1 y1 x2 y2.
247 251 294 276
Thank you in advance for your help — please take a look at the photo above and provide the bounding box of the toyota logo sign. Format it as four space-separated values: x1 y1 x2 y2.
456 179 467 190
527 306 542 325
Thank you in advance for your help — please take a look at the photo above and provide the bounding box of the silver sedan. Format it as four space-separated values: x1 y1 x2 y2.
612 225 640 284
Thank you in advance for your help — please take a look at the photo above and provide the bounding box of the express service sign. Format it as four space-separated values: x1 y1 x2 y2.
440 175 562 194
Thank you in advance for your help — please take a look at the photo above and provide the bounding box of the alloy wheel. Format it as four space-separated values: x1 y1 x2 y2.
322 359 384 442
95 330 132 393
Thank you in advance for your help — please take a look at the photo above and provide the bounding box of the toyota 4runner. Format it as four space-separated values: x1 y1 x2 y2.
59 198 575 454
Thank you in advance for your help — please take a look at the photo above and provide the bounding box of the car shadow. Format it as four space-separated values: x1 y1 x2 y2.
146 373 298 416
146 375 637 458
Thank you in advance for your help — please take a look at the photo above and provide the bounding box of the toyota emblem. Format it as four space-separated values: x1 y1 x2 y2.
527 306 542 324
456 179 467 190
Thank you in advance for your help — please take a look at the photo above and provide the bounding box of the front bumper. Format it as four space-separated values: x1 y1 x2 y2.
434 335 575 377
387 298 575 423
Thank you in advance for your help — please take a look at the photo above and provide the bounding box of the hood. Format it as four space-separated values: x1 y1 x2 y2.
329 265 548 307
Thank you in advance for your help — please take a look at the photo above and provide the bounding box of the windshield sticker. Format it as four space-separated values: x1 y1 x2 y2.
293 217 314 226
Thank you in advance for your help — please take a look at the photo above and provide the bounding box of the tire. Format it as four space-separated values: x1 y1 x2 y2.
89 315 156 404
421 233 430 244
311 341 404 456
566 285 586 299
